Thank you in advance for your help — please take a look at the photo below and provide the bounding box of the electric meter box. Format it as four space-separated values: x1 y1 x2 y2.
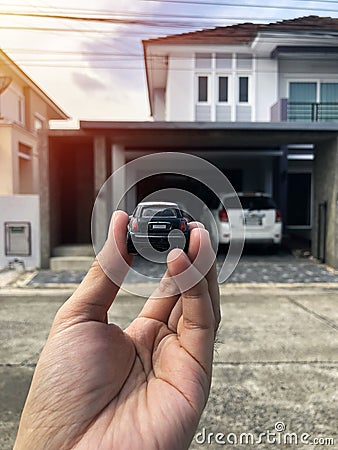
0 195 40 269
5 222 31 256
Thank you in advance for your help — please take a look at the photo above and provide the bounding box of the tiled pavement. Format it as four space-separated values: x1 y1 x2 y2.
22 251 338 286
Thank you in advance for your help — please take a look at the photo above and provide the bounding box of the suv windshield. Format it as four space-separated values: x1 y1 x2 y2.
220 195 276 210
239 196 276 210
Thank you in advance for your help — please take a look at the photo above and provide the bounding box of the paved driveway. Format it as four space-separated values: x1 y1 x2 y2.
18 250 338 287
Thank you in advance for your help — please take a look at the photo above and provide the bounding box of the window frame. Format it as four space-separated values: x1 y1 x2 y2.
287 79 338 122
217 75 230 104
238 75 250 104
194 53 254 120
196 74 211 104
287 78 338 103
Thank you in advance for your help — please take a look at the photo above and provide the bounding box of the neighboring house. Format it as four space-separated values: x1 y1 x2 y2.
45 16 338 271
0 49 68 269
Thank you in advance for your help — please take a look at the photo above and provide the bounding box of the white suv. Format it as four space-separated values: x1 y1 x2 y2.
211 192 282 248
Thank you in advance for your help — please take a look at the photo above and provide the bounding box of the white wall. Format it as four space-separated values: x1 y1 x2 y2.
255 58 278 121
153 89 166 120
166 54 194 121
0 195 40 269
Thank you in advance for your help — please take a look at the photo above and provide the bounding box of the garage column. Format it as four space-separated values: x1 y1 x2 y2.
313 138 338 269
111 144 126 211
39 130 50 268
273 146 288 234
93 136 108 251
94 136 107 195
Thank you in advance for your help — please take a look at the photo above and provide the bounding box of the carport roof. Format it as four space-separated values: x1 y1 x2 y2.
68 121 338 150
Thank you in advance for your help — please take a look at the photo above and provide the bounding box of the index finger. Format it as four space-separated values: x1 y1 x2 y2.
167 225 220 333
188 227 220 331
167 249 215 377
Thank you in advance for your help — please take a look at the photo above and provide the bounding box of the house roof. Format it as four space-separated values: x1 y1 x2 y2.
143 16 338 46
0 49 69 120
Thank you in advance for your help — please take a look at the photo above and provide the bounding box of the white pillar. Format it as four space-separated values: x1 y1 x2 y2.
111 143 126 211
94 135 107 195
93 136 108 251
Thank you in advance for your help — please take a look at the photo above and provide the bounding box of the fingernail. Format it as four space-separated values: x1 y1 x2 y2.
189 221 205 229
167 248 184 263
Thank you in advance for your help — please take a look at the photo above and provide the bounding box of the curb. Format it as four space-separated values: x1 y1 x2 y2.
0 282 337 299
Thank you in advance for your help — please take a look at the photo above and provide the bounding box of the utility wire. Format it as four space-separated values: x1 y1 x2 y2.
139 0 338 5
1 54 335 69
2 7 338 25
140 0 338 15
5 48 338 59
2 0 338 14
3 18 338 34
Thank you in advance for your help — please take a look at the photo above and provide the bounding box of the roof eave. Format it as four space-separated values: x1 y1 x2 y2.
0 49 69 121
142 40 154 118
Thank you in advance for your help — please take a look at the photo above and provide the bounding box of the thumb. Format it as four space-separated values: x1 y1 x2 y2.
56 211 132 324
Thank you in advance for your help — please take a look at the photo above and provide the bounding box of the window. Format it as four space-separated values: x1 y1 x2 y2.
320 82 338 102
320 83 338 121
289 81 338 122
195 53 212 69
216 53 232 70
34 117 43 131
237 54 252 70
141 206 179 218
34 113 46 131
18 143 33 194
198 76 208 102
289 82 317 103
239 195 276 210
239 77 249 103
18 97 23 123
289 82 317 121
218 76 228 102
194 53 253 121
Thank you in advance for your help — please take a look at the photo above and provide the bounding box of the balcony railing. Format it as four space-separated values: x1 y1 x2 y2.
288 102 338 122
271 99 338 122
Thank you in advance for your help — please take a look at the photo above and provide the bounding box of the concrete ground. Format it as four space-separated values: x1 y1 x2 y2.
0 284 337 449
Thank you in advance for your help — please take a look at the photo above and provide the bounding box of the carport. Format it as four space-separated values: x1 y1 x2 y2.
44 122 338 270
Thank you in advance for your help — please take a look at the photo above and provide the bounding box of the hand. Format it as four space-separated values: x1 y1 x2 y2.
14 211 220 450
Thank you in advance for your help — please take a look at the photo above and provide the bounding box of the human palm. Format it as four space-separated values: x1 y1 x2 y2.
15 212 220 450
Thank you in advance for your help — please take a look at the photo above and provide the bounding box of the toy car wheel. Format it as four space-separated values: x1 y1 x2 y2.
127 234 137 255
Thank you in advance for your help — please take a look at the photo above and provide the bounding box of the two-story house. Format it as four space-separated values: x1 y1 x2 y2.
47 16 338 270
143 16 338 240
0 49 68 269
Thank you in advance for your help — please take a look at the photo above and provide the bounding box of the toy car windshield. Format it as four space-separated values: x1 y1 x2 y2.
141 207 179 218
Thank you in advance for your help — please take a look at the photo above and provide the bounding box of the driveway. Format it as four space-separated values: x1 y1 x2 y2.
13 250 338 287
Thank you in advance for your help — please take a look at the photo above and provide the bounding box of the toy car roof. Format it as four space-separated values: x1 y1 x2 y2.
138 201 179 207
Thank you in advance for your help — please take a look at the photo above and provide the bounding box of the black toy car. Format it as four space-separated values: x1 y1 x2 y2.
127 202 190 255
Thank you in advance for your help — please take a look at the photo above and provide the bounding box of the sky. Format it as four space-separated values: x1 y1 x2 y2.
1 0 338 128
